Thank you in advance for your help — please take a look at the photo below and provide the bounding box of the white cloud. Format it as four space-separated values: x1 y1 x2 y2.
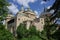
7 3 19 14
47 6 51 9
50 10 54 13
13 0 37 7
34 10 39 18
41 1 46 4
34 11 38 15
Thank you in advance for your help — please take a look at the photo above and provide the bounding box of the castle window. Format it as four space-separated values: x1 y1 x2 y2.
18 18 20 20
41 22 43 24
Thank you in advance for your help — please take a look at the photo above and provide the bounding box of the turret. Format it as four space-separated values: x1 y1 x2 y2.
21 5 24 11
27 7 32 12
44 6 48 12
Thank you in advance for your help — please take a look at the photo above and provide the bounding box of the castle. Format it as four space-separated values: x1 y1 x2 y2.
5 6 51 36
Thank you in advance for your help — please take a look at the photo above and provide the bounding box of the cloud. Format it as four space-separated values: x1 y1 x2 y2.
7 3 19 14
50 10 54 13
34 11 38 15
34 10 39 18
41 1 46 4
47 6 51 9
13 0 37 7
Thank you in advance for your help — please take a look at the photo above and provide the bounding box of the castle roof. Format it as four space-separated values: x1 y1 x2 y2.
16 8 36 17
5 13 14 20
39 12 52 18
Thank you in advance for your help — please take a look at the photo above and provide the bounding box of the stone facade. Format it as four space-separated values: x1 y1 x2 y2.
5 7 45 36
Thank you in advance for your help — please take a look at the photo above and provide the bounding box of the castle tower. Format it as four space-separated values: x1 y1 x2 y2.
27 7 30 11
44 6 48 12
21 5 24 11
27 7 32 12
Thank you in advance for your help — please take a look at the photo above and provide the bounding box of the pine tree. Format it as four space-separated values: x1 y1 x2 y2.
42 0 60 40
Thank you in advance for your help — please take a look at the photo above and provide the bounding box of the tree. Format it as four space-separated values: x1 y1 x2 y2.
29 25 37 35
0 0 15 40
17 23 42 40
17 23 28 39
47 0 60 23
52 28 60 40
29 25 40 37
0 0 9 21
49 0 60 39
40 24 57 40
0 24 15 40
41 0 60 40
27 25 42 40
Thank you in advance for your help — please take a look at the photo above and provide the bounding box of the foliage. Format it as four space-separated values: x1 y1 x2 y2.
52 29 60 40
29 25 37 35
0 0 9 21
17 23 42 40
17 23 28 38
0 0 15 40
0 24 15 40
21 35 41 40
40 0 60 38
40 24 58 40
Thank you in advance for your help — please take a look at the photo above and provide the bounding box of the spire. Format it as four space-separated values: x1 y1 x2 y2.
44 6 45 12
27 7 30 11
27 7 32 12
44 6 47 12
21 5 24 11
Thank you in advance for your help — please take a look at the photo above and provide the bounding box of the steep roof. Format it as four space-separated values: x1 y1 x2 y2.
16 6 36 16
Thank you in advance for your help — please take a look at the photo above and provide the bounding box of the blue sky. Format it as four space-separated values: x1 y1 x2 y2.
7 0 55 16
